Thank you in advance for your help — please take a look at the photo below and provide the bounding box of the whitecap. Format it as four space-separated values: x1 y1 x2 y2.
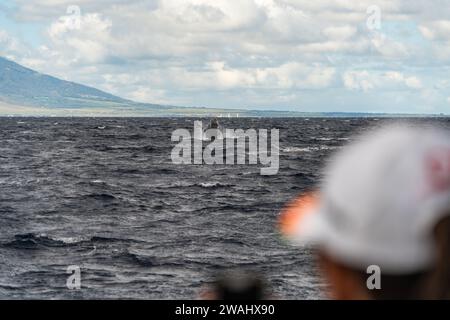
198 182 224 188
282 146 339 153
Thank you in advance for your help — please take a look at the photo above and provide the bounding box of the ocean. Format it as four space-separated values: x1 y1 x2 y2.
1 117 449 299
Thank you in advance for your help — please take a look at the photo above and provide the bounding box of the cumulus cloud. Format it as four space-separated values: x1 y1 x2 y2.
0 30 27 60
343 70 422 92
2 0 450 113
419 20 450 41
47 12 112 64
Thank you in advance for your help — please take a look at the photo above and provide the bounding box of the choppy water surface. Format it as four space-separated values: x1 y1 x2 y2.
1 117 449 299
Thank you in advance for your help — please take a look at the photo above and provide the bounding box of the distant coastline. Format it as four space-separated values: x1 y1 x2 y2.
1 57 448 118
0 104 448 118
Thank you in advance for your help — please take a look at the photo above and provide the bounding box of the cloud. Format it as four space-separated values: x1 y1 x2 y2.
418 20 450 61
2 0 450 113
205 61 335 90
47 13 112 64
419 20 450 41
343 70 422 92
370 32 410 59
0 30 27 60
343 70 375 92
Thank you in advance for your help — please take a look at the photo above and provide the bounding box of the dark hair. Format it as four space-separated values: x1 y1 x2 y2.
212 270 267 300
357 215 450 299
423 215 450 299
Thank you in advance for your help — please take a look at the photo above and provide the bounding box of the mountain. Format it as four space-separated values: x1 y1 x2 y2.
0 57 439 117
0 57 181 116
0 57 134 109
0 56 300 116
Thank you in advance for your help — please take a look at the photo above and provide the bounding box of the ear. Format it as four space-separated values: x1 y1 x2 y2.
317 252 371 300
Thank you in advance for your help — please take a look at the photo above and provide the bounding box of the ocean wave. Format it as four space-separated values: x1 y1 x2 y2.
122 250 184 268
115 168 142 174
123 251 156 267
2 233 144 249
90 179 106 184
0 117 388 299
85 193 117 200
312 137 334 141
105 145 155 153
197 182 230 188
157 181 195 189
281 146 339 153
2 233 87 249
157 181 231 189
153 168 178 175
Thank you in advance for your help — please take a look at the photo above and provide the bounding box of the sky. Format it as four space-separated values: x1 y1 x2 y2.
1 0 450 114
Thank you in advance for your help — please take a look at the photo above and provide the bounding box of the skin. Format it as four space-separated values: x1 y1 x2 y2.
318 252 371 300
199 254 371 300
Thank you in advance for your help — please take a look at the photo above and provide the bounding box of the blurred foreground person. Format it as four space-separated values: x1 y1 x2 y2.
200 269 269 300
280 124 450 299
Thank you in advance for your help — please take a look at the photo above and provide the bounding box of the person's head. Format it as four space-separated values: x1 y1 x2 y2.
200 269 268 300
316 216 450 300
280 124 450 299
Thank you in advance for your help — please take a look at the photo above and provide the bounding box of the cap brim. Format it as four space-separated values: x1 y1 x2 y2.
278 192 436 273
278 192 329 245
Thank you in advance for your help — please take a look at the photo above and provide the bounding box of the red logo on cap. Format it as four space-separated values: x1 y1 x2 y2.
425 149 450 193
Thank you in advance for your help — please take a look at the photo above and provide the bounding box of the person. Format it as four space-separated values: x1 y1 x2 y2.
279 124 450 299
199 269 269 300
209 118 219 130
205 118 221 142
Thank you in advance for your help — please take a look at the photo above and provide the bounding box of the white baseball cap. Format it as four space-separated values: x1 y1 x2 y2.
280 124 450 274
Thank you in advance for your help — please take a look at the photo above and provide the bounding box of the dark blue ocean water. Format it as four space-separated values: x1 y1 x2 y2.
1 117 449 299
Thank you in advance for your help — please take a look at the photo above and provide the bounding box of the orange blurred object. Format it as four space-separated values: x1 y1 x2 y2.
278 191 320 237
